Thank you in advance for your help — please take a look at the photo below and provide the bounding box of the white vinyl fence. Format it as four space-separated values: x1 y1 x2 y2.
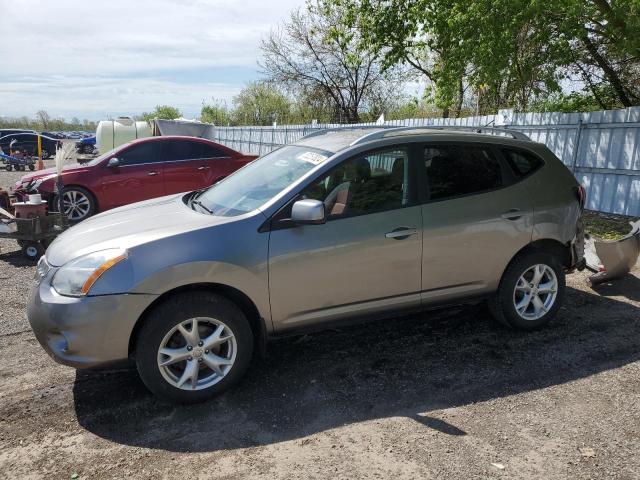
156 106 640 216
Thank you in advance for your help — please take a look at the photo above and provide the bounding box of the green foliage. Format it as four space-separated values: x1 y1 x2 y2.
201 100 232 126
232 82 291 126
531 90 616 113
139 105 182 121
332 0 640 114
0 112 97 132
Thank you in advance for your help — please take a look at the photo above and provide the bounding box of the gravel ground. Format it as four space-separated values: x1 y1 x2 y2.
0 166 639 479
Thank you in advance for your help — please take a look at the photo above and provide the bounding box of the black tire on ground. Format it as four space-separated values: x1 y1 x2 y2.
488 250 565 330
28 164 35 171
5 164 12 172
21 241 45 260
53 186 97 222
135 292 254 403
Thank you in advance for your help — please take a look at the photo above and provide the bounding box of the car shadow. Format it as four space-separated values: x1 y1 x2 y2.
73 283 640 452
591 272 640 302
0 247 36 267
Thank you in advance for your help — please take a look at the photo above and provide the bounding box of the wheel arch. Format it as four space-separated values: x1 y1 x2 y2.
508 239 572 273
128 282 267 358
51 183 99 212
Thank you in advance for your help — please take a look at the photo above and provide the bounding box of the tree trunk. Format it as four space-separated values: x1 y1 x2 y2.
454 79 464 118
581 34 632 107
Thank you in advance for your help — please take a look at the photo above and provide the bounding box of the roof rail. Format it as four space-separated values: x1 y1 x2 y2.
350 125 530 146
300 125 388 140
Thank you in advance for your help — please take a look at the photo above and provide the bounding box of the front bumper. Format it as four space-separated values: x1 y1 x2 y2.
27 265 158 368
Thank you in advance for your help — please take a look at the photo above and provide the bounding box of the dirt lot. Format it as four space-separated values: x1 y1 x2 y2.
1 167 639 479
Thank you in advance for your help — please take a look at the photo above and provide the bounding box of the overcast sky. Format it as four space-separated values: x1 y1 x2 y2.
0 0 304 121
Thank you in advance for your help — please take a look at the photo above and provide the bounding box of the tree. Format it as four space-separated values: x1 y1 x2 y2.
139 105 182 121
36 110 50 129
201 99 233 126
335 0 639 112
260 1 403 123
231 82 292 125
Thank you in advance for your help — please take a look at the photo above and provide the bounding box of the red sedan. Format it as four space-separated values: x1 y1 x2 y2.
14 136 257 221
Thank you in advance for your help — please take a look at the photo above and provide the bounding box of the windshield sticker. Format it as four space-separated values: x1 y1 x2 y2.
274 159 290 167
297 151 328 165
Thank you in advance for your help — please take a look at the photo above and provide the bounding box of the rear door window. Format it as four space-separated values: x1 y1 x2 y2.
201 144 228 158
162 140 203 162
423 145 503 201
119 142 161 166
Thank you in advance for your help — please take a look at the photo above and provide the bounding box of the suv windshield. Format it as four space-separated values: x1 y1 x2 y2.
194 145 333 217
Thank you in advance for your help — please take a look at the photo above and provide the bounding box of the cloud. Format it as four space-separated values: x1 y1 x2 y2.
0 0 304 120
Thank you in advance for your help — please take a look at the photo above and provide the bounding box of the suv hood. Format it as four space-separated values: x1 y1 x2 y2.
46 194 240 266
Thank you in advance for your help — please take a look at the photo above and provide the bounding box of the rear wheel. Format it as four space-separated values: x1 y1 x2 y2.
135 292 254 403
5 164 12 172
489 251 565 330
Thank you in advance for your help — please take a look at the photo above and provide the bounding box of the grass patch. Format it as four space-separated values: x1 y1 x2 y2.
583 210 638 240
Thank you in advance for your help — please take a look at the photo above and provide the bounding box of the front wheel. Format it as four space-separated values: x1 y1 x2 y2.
53 186 96 222
135 292 254 403
489 251 565 330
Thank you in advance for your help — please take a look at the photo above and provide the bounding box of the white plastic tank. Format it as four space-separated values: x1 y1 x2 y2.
96 117 152 154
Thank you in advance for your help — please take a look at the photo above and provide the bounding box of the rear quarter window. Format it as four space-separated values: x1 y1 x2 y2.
502 148 544 177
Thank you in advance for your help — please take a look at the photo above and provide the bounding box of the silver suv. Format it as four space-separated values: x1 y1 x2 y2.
28 127 585 403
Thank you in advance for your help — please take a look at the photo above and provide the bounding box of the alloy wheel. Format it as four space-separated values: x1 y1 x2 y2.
513 264 558 320
157 317 237 391
62 190 91 221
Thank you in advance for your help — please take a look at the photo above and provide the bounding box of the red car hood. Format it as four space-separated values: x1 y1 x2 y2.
18 163 90 184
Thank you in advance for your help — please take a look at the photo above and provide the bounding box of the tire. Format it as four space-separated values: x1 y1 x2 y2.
21 241 45 260
135 292 254 403
5 164 12 172
488 251 565 330
28 164 35 171
53 186 96 222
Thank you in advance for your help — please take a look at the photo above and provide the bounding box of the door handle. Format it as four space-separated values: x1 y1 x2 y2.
148 171 158 176
197 166 210 170
501 209 523 220
385 227 418 240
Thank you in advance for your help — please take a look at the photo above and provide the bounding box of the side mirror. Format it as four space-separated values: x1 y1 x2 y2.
107 157 120 168
291 199 326 225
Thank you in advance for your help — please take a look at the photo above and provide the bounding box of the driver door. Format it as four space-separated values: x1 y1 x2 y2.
268 146 423 332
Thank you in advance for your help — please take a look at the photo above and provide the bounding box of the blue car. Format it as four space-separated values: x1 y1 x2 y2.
75 135 96 154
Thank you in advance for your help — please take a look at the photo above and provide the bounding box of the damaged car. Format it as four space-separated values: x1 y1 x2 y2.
14 135 258 221
27 126 586 403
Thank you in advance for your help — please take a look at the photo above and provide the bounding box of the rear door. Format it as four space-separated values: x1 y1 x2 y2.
163 140 248 194
199 143 245 184
419 143 534 304
162 139 209 194
99 141 164 209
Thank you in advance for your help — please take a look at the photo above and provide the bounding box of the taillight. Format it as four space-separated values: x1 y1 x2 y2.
575 185 586 210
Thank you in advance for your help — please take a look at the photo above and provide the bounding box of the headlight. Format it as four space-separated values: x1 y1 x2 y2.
52 249 128 297
28 178 44 192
